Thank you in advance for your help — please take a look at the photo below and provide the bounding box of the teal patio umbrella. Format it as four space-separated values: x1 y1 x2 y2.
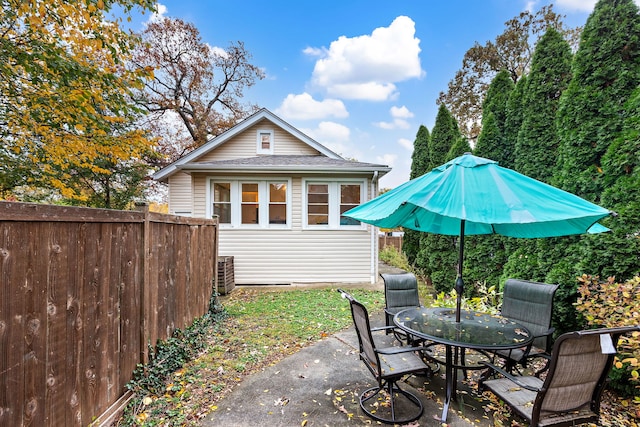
344 153 613 322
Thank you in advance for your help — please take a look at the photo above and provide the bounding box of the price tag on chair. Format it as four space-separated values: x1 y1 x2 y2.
600 334 616 354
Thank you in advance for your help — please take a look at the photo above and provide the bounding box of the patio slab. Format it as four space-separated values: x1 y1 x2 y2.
201 310 496 427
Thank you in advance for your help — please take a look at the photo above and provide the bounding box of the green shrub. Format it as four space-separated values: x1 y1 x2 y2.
379 245 411 271
429 281 501 314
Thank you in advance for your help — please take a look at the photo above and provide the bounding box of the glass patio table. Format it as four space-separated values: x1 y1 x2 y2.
394 307 533 422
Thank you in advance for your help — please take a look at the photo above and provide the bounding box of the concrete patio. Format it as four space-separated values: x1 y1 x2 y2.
202 303 497 427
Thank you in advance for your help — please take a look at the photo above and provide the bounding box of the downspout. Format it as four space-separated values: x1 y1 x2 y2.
370 171 379 283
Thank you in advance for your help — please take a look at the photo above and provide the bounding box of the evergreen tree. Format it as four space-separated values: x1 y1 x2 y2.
504 75 528 171
466 71 514 291
502 29 575 317
446 136 472 161
474 69 515 164
403 125 431 264
429 104 460 168
554 0 640 202
578 87 640 281
410 125 431 179
542 0 640 333
415 105 461 293
516 28 573 183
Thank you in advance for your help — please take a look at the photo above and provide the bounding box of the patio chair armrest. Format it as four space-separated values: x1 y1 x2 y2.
480 361 542 392
526 327 555 354
371 325 398 333
531 327 554 340
377 345 425 355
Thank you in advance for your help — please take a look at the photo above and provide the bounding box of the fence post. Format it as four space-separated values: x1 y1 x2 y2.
135 202 151 363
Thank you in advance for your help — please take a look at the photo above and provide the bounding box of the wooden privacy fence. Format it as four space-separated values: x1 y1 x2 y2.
0 202 218 427
379 234 403 252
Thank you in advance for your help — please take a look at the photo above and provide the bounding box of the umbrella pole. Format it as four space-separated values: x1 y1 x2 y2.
455 220 465 323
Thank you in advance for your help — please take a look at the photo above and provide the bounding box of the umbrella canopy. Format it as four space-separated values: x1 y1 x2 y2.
346 153 611 237
344 153 613 321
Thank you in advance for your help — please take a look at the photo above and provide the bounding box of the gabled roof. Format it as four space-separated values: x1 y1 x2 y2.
153 108 351 181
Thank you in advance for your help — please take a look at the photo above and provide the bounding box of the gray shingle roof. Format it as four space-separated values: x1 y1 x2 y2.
178 155 390 173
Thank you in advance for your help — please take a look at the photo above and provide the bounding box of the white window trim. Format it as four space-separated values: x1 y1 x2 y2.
206 177 291 229
256 129 274 155
302 179 367 230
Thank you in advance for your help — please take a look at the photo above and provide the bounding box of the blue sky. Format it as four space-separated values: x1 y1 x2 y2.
126 0 603 189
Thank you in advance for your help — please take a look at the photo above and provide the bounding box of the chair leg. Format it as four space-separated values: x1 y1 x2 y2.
359 379 423 424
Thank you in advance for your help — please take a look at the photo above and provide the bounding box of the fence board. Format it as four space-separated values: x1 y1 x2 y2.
0 202 218 426
45 224 69 427
25 222 48 426
379 235 403 252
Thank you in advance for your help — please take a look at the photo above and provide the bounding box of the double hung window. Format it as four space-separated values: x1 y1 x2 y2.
211 179 289 227
304 181 364 228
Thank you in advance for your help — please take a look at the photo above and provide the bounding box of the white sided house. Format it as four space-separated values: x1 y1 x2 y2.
153 109 391 285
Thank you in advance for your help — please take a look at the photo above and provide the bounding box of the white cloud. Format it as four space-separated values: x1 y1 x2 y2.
398 138 413 150
374 119 411 130
376 153 397 168
554 0 597 12
276 93 348 120
329 82 398 101
373 105 414 129
149 2 168 23
391 105 414 119
303 46 325 57
300 121 351 155
309 16 423 101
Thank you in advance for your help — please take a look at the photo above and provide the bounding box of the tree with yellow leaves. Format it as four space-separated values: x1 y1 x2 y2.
0 0 156 206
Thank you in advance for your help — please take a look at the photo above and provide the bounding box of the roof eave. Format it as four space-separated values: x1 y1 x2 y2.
177 164 391 176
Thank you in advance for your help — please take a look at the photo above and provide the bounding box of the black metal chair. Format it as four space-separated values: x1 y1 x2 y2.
494 279 559 373
381 272 422 343
338 288 430 424
480 325 639 427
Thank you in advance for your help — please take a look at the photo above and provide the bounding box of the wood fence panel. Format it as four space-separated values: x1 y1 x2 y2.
1 222 27 426
46 223 73 427
0 202 218 426
379 235 403 252
25 222 48 427
67 222 85 426
118 224 142 394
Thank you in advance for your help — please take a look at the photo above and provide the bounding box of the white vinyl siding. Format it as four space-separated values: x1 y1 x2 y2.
168 172 193 215
199 120 320 161
218 228 372 284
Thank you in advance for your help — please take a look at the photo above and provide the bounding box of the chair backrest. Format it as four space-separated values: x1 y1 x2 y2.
501 279 559 349
533 326 639 425
382 272 420 314
338 290 381 378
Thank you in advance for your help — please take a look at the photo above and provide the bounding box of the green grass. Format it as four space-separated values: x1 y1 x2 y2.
120 288 384 426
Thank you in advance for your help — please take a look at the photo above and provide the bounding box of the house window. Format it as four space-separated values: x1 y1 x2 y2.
256 129 274 154
210 179 289 228
307 184 329 225
241 183 259 224
269 183 287 224
213 182 231 223
340 184 361 226
305 181 364 228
